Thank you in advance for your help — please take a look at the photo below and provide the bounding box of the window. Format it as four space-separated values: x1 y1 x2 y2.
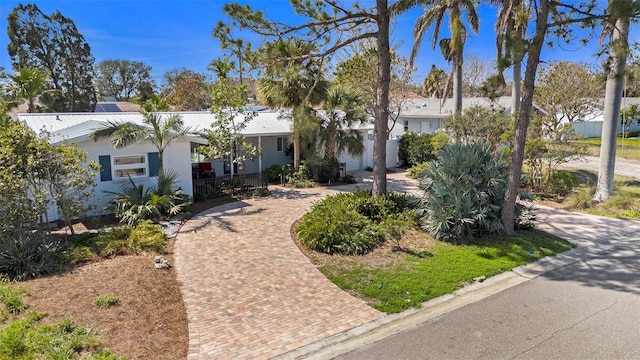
113 155 147 179
404 120 409 132
276 137 289 152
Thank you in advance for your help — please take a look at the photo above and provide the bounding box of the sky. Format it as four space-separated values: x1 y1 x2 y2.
0 0 632 88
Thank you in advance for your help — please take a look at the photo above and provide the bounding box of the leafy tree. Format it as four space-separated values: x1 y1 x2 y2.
534 61 601 124
445 105 510 152
0 118 98 234
199 73 258 175
6 67 52 113
162 68 210 111
91 97 191 177
624 59 640 97
398 132 435 167
314 88 366 162
7 3 97 112
221 0 412 196
594 0 637 202
462 54 496 97
422 64 449 98
404 0 479 114
620 104 640 127
95 59 154 102
256 39 329 169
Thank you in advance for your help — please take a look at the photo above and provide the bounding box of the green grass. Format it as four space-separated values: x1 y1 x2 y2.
320 230 574 313
574 138 640 161
93 294 119 309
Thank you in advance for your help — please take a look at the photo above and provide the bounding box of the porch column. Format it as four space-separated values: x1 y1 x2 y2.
258 136 262 172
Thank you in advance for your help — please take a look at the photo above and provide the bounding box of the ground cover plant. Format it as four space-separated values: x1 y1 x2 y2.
0 281 124 359
575 137 640 161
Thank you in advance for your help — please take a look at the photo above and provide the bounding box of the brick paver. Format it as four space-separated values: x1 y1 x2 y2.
174 171 417 359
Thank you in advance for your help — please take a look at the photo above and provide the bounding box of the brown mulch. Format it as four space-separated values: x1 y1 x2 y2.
18 238 188 360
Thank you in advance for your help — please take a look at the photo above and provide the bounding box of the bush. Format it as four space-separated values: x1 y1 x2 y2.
66 222 165 260
93 294 119 308
297 190 413 255
544 171 579 197
126 221 166 254
0 283 27 317
343 174 357 184
407 162 430 179
419 143 509 243
303 158 340 183
399 132 436 167
266 164 285 183
430 132 450 152
0 231 64 280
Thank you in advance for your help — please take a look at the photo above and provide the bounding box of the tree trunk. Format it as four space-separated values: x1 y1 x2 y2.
453 56 463 114
593 14 630 202
511 60 521 114
158 149 164 177
293 128 301 169
501 0 549 236
373 0 391 196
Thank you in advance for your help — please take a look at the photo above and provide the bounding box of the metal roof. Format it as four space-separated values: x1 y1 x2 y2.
399 96 516 118
18 111 293 144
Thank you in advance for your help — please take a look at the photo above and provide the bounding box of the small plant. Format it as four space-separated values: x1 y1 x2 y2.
399 132 436 167
126 221 166 254
0 282 27 316
265 164 285 183
365 166 373 172
0 231 65 280
93 294 119 308
343 174 357 184
544 171 579 197
252 187 270 197
407 162 430 179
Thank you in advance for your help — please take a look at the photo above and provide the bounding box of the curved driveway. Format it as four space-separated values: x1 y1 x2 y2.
174 171 418 359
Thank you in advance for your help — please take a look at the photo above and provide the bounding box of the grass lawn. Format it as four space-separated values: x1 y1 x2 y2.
574 137 640 161
307 229 573 314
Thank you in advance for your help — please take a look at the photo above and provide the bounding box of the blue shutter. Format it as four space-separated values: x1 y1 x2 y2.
148 152 159 177
98 155 112 181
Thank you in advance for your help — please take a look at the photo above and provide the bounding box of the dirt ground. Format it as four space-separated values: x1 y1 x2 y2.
18 238 188 359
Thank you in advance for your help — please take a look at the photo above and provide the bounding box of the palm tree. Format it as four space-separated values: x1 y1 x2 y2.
422 64 449 98
91 97 191 177
494 0 527 113
9 67 51 113
409 0 479 114
256 39 329 169
593 0 633 202
315 88 367 161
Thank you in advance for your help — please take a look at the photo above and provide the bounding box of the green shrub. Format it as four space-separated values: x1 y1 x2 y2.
0 283 27 316
544 171 579 197
266 164 285 183
343 174 357 184
127 221 166 254
399 132 436 167
93 294 119 308
0 231 64 280
407 162 430 179
430 132 450 152
297 191 412 255
419 143 510 243
252 188 271 197
305 158 340 183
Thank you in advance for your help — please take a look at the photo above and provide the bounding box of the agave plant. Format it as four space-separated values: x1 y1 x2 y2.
419 143 509 243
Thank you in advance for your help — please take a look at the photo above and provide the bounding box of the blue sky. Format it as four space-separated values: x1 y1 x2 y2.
0 0 625 88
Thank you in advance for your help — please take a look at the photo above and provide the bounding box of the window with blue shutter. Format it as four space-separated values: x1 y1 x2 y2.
148 152 159 177
98 155 112 181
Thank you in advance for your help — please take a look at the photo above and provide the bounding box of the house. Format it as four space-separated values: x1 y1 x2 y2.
18 109 398 221
393 96 519 137
570 97 640 138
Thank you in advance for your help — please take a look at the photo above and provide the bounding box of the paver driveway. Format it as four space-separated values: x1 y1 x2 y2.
174 171 417 359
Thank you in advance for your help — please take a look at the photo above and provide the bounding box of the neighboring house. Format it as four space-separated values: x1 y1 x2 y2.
18 110 399 220
94 101 141 112
393 96 550 137
570 97 640 138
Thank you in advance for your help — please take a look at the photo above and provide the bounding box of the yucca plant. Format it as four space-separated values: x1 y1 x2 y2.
0 231 64 280
419 143 509 243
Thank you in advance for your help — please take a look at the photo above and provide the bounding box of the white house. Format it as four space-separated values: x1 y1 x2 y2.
570 97 640 138
18 110 400 221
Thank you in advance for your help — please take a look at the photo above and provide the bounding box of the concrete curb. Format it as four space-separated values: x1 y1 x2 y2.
276 246 593 360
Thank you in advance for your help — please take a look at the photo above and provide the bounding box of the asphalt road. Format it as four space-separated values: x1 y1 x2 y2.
336 242 640 360
563 156 640 179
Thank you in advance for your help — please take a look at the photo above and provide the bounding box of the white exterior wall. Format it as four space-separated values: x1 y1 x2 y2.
572 120 640 138
79 138 193 217
362 134 400 169
405 118 444 134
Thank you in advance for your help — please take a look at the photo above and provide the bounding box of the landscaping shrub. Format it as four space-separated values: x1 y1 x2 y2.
407 162 430 179
0 231 65 280
297 190 414 255
66 222 165 260
304 158 340 183
266 164 285 183
399 132 436 167
343 174 357 184
430 132 450 152
544 171 579 197
0 282 27 318
419 143 510 243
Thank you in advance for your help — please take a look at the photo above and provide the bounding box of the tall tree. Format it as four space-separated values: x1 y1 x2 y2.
404 0 479 114
462 54 495 97
162 68 210 111
95 59 154 102
421 64 449 98
593 0 635 202
91 97 191 177
221 0 410 196
7 3 97 112
494 0 527 113
256 39 329 169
